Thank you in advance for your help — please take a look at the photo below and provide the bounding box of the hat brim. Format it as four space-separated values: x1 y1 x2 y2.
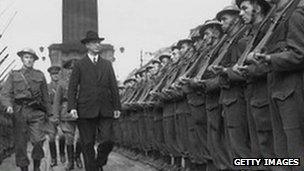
159 55 171 61
177 39 194 48
151 60 161 64
199 23 223 37
171 45 180 51
80 37 105 44
47 66 61 74
17 51 39 60
191 36 203 42
236 0 271 12
216 9 240 20
63 59 79 69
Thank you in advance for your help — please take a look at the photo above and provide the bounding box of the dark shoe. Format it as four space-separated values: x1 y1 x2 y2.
75 157 83 168
33 160 41 171
60 154 66 163
20 166 29 171
50 158 57 167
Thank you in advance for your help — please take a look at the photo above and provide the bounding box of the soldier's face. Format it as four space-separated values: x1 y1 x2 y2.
146 71 152 78
171 49 180 63
21 53 35 68
85 40 101 53
151 64 160 75
51 73 60 82
161 58 170 65
194 38 204 50
220 14 237 32
180 43 190 56
203 28 214 45
239 1 255 24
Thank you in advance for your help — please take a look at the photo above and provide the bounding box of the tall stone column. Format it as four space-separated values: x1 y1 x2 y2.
62 0 98 44
49 0 114 68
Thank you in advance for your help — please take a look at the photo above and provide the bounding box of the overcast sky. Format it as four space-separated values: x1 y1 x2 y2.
0 0 231 82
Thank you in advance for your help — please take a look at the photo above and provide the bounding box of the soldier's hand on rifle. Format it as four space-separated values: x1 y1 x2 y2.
114 110 121 119
196 79 207 88
255 53 271 63
179 76 190 85
70 109 78 119
246 52 271 64
211 65 227 75
233 64 248 77
6 106 13 114
208 65 216 74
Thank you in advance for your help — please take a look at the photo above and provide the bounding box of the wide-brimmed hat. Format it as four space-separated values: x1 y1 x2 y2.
17 48 39 60
177 39 194 48
47 65 61 74
81 30 105 44
216 5 240 20
63 59 79 69
236 0 271 12
199 20 223 37
158 54 171 62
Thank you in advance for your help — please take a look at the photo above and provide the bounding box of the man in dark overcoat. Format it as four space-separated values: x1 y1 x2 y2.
67 31 121 171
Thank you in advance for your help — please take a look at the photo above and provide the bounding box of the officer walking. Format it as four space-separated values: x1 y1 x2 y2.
46 65 66 167
1 48 51 171
53 59 83 170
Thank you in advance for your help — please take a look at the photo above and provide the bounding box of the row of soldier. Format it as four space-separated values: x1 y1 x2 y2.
116 0 304 170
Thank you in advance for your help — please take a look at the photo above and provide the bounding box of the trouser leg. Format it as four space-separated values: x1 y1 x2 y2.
78 118 97 171
96 117 115 167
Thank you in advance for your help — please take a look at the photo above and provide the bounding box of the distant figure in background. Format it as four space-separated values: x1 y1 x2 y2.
1 48 51 171
46 65 66 167
68 31 121 171
53 59 83 170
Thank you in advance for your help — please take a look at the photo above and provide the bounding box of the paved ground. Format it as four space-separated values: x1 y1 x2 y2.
0 139 157 171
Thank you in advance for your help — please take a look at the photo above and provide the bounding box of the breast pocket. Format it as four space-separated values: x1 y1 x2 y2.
12 75 29 98
30 77 44 92
250 98 272 131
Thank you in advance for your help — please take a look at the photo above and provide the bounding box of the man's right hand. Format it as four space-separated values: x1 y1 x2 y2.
70 109 78 119
6 106 13 114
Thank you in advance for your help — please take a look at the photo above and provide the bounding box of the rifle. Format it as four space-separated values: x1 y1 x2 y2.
236 4 278 66
211 25 247 66
0 46 7 57
192 34 229 80
0 59 15 79
178 42 208 79
245 0 302 59
0 54 9 66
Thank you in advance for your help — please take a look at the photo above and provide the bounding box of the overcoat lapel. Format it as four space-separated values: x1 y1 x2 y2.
83 55 98 80
96 56 107 81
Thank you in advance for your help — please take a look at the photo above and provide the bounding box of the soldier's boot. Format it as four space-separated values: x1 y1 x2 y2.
33 160 41 171
66 145 74 170
59 137 66 163
49 141 57 167
20 166 28 171
75 141 83 168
